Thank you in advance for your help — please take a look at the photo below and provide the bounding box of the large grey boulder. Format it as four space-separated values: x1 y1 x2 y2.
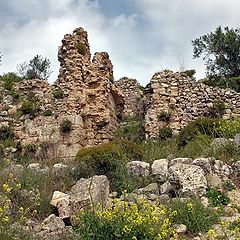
170 157 192 166
234 134 240 147
50 191 71 219
70 175 110 212
151 159 169 181
126 161 150 177
193 158 212 175
169 163 207 197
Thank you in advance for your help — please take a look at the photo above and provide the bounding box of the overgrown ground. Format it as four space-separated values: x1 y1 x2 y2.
0 116 240 239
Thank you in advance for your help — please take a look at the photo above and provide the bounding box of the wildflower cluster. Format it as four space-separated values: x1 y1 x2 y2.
217 119 240 138
74 198 178 240
207 219 240 239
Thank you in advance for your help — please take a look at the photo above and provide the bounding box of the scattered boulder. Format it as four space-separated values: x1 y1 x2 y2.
126 161 150 177
234 133 240 147
151 159 169 181
50 191 71 219
70 175 110 213
170 158 192 166
193 157 212 175
169 163 207 197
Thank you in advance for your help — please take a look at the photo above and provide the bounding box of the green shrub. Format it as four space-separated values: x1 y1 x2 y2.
25 144 37 154
75 143 129 192
205 100 225 118
159 127 173 140
203 76 240 92
59 119 72 134
170 198 220 234
114 139 144 161
74 198 177 240
0 126 14 141
20 100 40 116
180 134 212 159
158 111 171 122
108 75 114 83
52 89 64 99
76 42 87 55
180 69 196 79
217 119 240 138
114 119 145 142
205 187 230 207
42 110 52 116
0 72 22 91
177 118 221 147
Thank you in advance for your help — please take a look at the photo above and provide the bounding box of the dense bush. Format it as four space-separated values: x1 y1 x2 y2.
114 139 144 161
114 117 145 142
0 126 14 141
180 134 212 159
205 100 225 118
76 42 87 55
158 111 171 122
203 76 240 92
170 199 220 234
20 100 40 116
159 127 173 140
42 109 52 117
217 118 240 138
177 118 221 147
52 89 64 99
0 72 22 91
205 187 230 207
75 143 129 192
180 69 196 79
59 119 72 134
74 198 177 240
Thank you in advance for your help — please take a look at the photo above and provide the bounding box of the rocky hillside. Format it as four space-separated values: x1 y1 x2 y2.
1 26 240 239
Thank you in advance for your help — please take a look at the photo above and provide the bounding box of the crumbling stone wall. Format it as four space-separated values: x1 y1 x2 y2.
145 70 240 139
0 27 124 161
116 77 144 118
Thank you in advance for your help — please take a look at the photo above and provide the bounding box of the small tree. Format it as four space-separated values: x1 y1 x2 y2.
192 26 240 78
18 55 52 80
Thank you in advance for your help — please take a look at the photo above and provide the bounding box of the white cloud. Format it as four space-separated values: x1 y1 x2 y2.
1 0 240 85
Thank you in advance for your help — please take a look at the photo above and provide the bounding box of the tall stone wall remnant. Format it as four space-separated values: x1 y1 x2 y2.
116 77 144 118
4 27 124 161
145 70 240 139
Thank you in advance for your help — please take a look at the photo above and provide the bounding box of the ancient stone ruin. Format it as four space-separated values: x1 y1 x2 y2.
1 27 124 160
1 26 240 160
115 77 144 118
144 70 240 139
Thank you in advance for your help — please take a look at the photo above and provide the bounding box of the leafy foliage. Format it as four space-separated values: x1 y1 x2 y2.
114 117 145 142
158 111 171 122
59 119 72 134
76 42 87 55
17 55 52 80
177 118 221 147
52 89 64 99
0 72 22 91
203 76 240 92
74 198 177 240
170 199 220 234
205 100 225 118
0 126 14 141
180 69 196 79
20 100 40 117
159 127 173 140
205 187 230 207
75 143 130 192
193 26 240 78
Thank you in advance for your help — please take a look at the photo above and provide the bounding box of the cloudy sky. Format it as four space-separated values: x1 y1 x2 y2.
0 0 239 86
